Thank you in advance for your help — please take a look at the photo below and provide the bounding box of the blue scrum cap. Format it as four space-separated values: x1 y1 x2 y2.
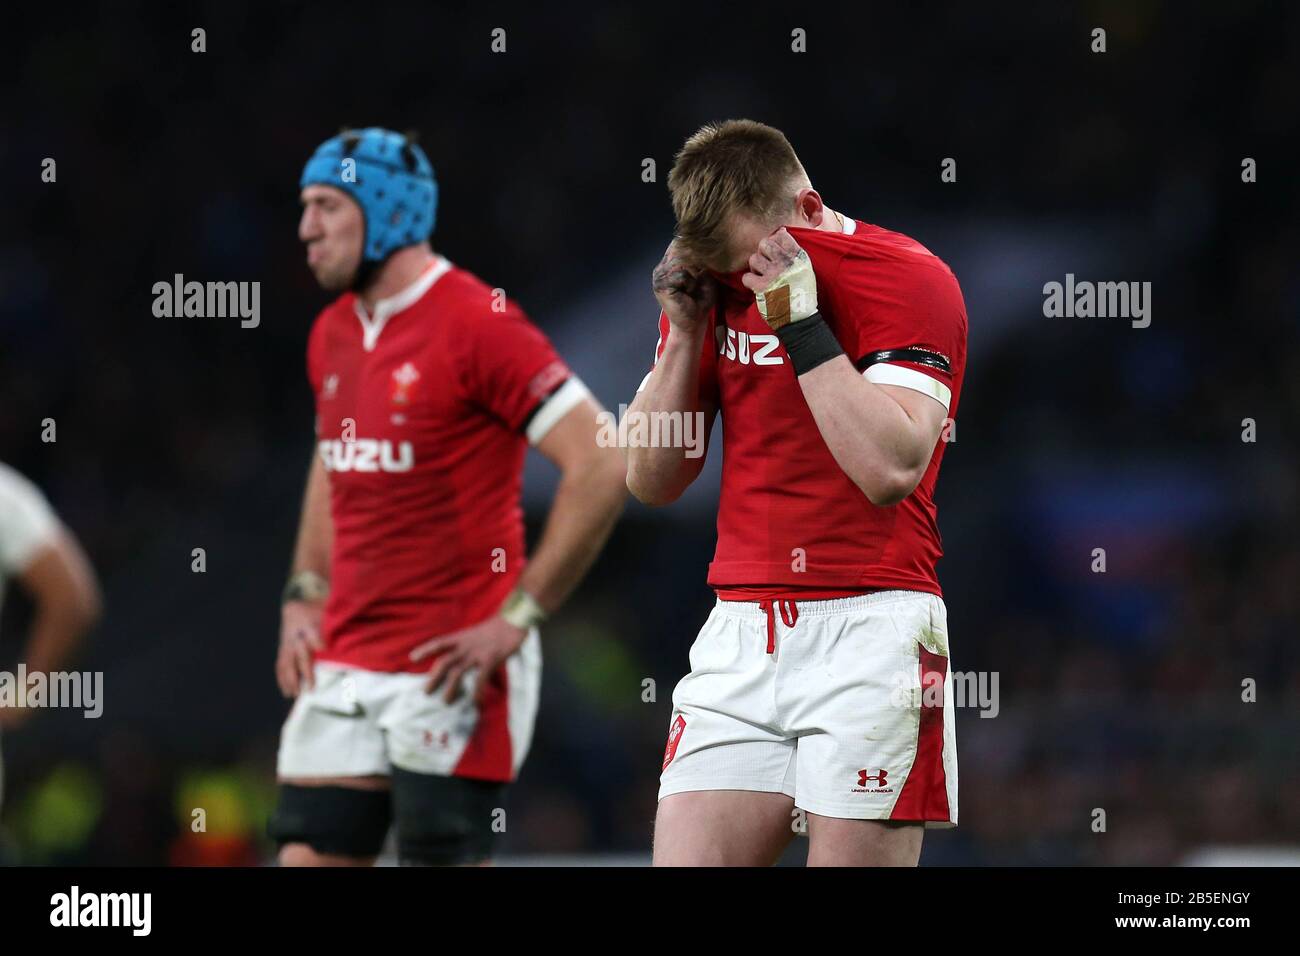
300 127 438 263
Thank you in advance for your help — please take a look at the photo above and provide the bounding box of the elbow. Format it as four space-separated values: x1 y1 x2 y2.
625 444 706 507
627 479 681 508
69 581 103 634
866 486 908 509
80 585 104 631
859 466 924 509
37 584 101 646
626 468 682 507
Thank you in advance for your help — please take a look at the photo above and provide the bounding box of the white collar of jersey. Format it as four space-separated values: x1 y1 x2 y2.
840 212 857 235
353 255 452 351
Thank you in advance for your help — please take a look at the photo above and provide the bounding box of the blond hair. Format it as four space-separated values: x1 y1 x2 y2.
667 120 806 267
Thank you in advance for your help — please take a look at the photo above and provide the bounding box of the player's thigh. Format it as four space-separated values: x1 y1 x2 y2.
271 775 392 866
654 605 799 866
389 767 507 866
789 593 958 830
805 814 924 867
272 664 396 865
656 603 793 801
275 664 393 786
379 648 534 866
654 790 797 867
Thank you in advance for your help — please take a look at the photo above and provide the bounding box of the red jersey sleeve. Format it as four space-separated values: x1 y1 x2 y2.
824 246 967 414
464 301 575 434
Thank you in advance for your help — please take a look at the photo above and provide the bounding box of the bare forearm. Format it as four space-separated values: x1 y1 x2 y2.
625 325 710 505
23 605 93 674
519 450 626 612
798 357 933 505
291 453 333 577
20 534 101 674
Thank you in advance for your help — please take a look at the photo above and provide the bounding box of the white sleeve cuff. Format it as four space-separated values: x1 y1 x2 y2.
0 468 59 573
863 363 951 413
526 376 592 445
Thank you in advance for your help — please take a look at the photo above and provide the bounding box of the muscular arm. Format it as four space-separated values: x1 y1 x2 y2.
624 326 718 506
797 362 948 506
277 450 332 697
743 228 950 507
289 451 332 579
521 396 627 612
625 241 719 506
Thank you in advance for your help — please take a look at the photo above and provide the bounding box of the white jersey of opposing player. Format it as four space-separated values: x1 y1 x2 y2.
0 461 59 621
0 461 59 809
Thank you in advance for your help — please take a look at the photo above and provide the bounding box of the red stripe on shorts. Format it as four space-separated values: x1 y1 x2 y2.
452 662 513 781
891 645 950 822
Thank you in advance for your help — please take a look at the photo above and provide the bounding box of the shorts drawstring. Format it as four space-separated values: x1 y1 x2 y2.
758 599 799 654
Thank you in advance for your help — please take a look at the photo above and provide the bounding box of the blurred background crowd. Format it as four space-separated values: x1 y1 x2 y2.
1 1 1296 864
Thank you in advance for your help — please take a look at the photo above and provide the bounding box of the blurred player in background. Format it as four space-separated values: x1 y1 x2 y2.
0 461 101 812
627 120 968 866
270 128 626 866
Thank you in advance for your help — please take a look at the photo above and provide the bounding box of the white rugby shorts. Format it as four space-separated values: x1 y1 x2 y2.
277 628 541 782
659 592 957 826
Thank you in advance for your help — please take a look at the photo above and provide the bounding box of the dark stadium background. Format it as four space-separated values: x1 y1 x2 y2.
1 2 1297 864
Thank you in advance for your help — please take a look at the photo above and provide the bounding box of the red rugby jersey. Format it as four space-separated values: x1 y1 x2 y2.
307 257 582 673
644 220 968 597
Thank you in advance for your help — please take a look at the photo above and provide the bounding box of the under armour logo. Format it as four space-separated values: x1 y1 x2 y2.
858 769 888 788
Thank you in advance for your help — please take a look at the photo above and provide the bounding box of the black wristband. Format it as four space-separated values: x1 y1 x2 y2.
774 312 844 376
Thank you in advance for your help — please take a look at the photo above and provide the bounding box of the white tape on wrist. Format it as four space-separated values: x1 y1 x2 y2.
500 586 546 630
754 249 819 329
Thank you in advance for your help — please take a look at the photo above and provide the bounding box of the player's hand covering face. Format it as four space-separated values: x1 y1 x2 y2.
741 227 819 330
410 616 528 705
652 240 719 332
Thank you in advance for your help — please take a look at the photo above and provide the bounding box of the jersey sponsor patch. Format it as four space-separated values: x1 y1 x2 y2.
716 326 783 366
318 438 414 473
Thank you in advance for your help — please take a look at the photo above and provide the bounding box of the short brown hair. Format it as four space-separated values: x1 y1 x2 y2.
667 120 806 267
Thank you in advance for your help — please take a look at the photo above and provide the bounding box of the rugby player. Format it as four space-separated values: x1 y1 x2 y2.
0 461 101 811
270 128 626 866
626 120 968 866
